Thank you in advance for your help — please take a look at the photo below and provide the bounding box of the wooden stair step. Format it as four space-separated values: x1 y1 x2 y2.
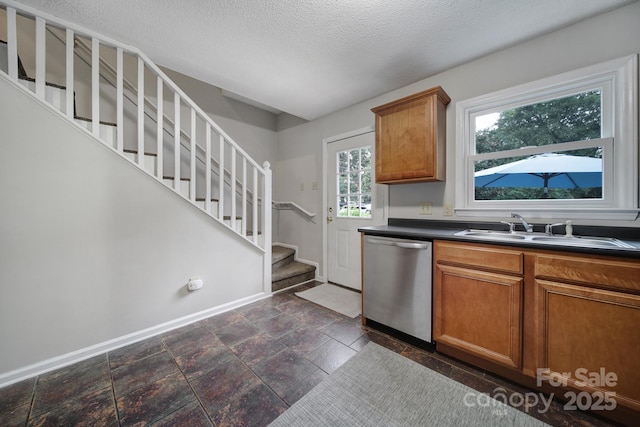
162 176 191 198
75 116 117 127
20 76 66 90
124 148 157 157
74 117 118 150
163 176 190 181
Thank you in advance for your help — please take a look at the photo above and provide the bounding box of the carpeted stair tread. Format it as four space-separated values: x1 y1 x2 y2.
272 268 316 292
272 245 295 265
271 245 316 292
272 260 315 282
272 246 296 271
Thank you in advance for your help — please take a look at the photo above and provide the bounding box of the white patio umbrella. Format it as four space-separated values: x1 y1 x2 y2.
475 153 602 197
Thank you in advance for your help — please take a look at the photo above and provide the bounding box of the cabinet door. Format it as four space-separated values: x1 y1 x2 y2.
372 86 449 184
536 280 640 412
434 263 523 369
374 95 436 182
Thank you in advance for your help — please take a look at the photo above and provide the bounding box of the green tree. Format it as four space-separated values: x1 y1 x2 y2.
338 147 372 216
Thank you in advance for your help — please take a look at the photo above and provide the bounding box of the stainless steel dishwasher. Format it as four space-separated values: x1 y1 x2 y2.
363 235 432 342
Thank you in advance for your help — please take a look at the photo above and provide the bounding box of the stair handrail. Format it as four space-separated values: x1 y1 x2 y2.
1 0 272 282
273 201 317 222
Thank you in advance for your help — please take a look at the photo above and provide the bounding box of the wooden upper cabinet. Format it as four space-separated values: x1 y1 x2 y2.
371 86 450 184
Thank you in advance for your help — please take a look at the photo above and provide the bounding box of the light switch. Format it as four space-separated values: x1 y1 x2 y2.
419 202 432 215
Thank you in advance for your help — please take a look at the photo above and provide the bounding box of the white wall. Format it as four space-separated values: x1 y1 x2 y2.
161 67 278 171
274 2 640 277
0 75 265 383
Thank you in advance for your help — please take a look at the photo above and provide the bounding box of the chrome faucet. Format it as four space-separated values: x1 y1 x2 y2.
511 213 533 233
545 220 574 237
545 222 565 235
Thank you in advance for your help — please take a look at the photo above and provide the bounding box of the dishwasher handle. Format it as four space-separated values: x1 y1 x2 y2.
366 237 430 250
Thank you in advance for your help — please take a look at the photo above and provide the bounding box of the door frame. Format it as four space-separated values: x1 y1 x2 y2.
322 126 388 283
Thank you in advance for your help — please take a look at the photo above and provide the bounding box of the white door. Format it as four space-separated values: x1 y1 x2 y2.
327 130 385 290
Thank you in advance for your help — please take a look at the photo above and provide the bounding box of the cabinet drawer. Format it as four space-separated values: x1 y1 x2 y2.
535 254 640 293
435 241 523 275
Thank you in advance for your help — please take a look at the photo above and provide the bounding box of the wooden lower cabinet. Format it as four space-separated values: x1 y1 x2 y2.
434 259 523 369
535 255 640 416
434 240 640 425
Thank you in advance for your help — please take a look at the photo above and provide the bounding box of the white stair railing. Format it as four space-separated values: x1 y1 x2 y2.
273 201 317 223
0 0 272 286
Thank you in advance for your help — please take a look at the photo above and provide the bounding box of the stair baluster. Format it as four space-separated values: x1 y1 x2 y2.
65 28 74 119
137 56 144 166
0 0 272 288
6 7 17 79
35 17 45 99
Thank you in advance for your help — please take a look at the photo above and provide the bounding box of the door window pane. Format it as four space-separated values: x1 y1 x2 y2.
337 146 372 218
338 151 348 173
349 149 360 171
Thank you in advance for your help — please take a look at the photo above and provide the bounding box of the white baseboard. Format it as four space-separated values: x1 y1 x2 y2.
0 292 270 388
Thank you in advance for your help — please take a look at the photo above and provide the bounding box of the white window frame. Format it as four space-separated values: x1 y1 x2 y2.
455 55 638 221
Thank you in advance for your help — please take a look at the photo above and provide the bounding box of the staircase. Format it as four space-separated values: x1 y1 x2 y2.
0 0 272 292
272 245 316 292
17 76 251 234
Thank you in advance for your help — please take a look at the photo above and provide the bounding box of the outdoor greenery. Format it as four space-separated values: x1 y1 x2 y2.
339 207 371 217
337 147 372 217
475 90 603 200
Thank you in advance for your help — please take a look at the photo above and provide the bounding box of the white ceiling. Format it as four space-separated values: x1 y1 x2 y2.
16 0 636 120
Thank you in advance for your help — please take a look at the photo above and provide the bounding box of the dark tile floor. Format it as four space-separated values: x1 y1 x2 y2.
0 282 618 427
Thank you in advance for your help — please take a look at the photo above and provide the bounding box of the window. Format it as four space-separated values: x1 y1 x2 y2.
337 146 372 217
455 55 638 220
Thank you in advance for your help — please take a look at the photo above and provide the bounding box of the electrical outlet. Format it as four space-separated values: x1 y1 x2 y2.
311 181 318 190
443 203 453 216
419 202 432 215
187 277 203 291
300 182 304 191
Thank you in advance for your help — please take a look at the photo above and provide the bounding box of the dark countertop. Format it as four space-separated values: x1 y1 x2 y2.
359 219 640 259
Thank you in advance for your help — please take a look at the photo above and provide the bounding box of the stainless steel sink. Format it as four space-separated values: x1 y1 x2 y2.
458 230 527 240
454 229 635 249
530 235 635 249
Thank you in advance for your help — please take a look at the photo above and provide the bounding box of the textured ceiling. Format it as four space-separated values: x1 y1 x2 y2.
15 0 636 120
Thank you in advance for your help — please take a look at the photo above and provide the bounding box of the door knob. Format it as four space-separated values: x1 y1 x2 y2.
327 216 333 222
